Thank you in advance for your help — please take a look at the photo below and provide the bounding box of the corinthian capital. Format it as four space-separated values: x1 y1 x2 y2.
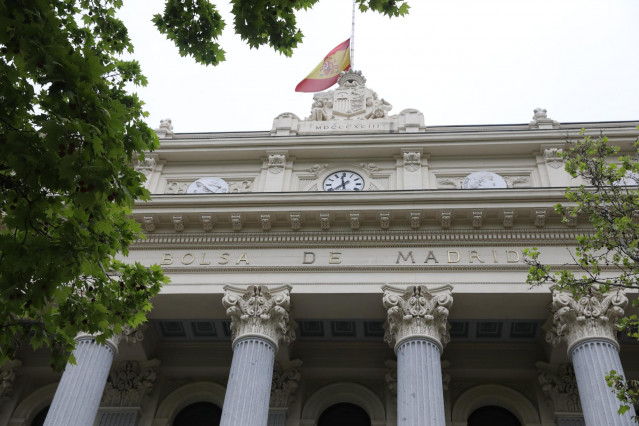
223 285 295 349
383 285 453 352
547 289 627 354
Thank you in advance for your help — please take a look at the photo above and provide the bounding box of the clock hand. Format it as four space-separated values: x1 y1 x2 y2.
338 180 351 190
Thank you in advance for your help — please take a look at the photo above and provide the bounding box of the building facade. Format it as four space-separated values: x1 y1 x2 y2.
2 71 639 426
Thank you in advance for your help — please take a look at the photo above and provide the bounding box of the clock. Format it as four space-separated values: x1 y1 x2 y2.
462 171 507 189
186 177 229 194
322 171 365 191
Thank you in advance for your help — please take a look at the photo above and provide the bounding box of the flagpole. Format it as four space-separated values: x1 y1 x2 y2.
351 0 356 68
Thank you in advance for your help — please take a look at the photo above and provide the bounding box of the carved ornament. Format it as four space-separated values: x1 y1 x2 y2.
143 216 155 233
290 213 301 231
270 360 303 409
403 152 421 172
547 289 628 354
0 360 21 400
222 285 295 349
529 108 560 130
383 285 453 352
544 148 565 169
304 70 392 121
268 154 287 174
410 211 421 229
537 362 581 413
101 360 160 407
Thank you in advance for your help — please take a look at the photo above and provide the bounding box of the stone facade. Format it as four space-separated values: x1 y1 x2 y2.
4 73 639 426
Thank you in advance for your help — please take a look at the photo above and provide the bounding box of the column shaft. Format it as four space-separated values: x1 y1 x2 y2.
220 337 276 426
396 338 445 426
571 340 636 426
44 338 116 426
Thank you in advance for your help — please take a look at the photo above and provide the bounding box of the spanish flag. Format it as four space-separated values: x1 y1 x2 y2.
295 39 351 92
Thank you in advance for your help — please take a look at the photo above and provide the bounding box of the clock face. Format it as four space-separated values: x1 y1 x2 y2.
323 171 365 191
186 177 229 194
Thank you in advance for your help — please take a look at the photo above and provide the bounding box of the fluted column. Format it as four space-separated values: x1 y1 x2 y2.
547 289 635 425
221 285 295 426
383 285 453 426
44 334 119 426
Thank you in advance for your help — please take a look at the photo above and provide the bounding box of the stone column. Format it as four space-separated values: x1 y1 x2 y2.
221 285 295 426
44 334 119 426
383 285 453 426
547 289 636 425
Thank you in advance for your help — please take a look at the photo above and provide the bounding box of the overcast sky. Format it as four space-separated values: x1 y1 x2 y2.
119 0 639 133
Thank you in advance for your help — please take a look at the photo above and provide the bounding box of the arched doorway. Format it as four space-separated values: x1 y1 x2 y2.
173 401 222 426
468 405 522 426
318 402 371 426
30 406 49 426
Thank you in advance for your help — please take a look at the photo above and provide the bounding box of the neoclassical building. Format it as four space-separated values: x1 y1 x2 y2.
3 71 639 426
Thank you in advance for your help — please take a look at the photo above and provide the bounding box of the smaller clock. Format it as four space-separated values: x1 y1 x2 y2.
323 171 365 191
187 177 229 194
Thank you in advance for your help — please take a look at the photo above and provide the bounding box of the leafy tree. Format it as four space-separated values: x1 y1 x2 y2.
0 0 409 369
525 132 639 419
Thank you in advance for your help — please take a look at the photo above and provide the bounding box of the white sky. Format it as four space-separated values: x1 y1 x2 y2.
119 0 639 133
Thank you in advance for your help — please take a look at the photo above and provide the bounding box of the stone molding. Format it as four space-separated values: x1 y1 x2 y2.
101 359 160 408
270 359 302 409
383 284 453 352
543 148 564 169
536 362 582 414
132 227 591 248
403 151 421 172
223 285 295 349
0 360 21 401
546 289 627 355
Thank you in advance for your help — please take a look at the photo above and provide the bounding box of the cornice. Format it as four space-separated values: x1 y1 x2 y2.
132 188 583 234
131 227 587 249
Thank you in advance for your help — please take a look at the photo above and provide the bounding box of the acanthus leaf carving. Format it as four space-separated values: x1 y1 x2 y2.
101 359 160 407
537 362 582 413
546 289 627 353
222 285 295 349
270 360 303 409
383 285 453 351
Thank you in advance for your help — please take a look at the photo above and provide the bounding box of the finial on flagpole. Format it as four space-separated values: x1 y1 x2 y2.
351 0 356 68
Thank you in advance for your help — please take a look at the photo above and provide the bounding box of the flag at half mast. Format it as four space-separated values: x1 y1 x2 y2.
295 38 351 92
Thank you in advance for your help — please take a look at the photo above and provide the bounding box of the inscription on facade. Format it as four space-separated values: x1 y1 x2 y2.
155 248 524 267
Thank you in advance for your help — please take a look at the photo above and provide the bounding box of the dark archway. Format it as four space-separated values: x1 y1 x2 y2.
318 402 371 426
468 405 522 426
30 406 49 426
173 401 222 426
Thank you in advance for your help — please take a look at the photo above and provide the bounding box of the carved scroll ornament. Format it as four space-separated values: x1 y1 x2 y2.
383 285 453 352
547 289 627 354
223 285 295 349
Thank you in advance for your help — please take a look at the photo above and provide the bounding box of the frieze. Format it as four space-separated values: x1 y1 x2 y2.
154 248 525 269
